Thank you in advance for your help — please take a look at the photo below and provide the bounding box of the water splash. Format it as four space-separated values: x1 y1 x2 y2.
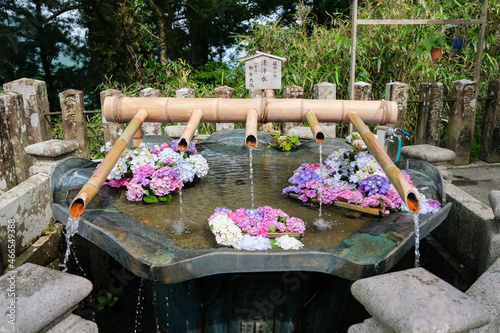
134 278 145 332
413 213 420 267
249 149 254 209
60 216 80 272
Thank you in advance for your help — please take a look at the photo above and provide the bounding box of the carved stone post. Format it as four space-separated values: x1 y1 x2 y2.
0 98 18 194
59 89 89 159
140 88 162 136
3 78 52 144
282 86 304 134
447 79 477 165
0 92 31 184
479 79 500 162
416 82 444 146
100 89 124 144
314 82 336 138
176 88 195 99
353 82 372 101
385 82 409 160
215 86 235 131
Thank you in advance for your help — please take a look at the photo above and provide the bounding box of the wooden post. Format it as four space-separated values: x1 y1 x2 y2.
3 78 52 144
59 89 90 159
416 82 444 146
385 82 409 160
479 79 500 162
140 88 162 136
447 79 477 165
100 89 124 144
0 92 31 183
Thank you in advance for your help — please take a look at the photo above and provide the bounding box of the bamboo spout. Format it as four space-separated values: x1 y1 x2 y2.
69 108 150 218
178 109 203 151
346 111 420 213
245 109 259 149
305 110 325 144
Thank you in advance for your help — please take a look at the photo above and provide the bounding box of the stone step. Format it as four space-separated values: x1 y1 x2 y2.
46 314 98 333
0 263 93 332
350 267 490 332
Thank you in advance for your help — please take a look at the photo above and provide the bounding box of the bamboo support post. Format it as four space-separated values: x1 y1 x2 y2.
178 108 203 151
245 109 259 149
346 111 420 213
69 108 150 218
305 110 325 144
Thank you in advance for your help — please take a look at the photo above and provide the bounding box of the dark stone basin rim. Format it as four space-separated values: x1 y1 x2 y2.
51 202 451 283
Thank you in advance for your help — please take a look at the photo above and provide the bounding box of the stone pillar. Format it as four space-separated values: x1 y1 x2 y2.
0 99 18 194
215 86 235 131
249 89 264 99
385 82 409 160
479 79 500 162
3 78 52 144
100 89 124 144
176 87 195 98
140 88 162 136
0 92 31 184
353 82 372 100
447 79 477 165
314 82 336 138
416 82 444 146
282 86 304 134
59 89 90 159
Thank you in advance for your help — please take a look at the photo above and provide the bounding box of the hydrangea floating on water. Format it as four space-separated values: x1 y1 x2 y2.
208 206 305 250
283 133 442 215
101 140 209 203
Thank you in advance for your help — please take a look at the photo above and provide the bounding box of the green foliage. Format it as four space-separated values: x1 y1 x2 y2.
413 30 447 57
97 292 119 311
268 134 301 151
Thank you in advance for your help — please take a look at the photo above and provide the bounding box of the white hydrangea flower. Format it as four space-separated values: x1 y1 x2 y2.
128 148 157 171
188 154 209 178
209 214 242 247
235 235 272 251
275 235 304 250
157 147 179 161
108 157 128 179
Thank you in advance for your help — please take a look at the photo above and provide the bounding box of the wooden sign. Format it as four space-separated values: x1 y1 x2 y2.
240 51 285 90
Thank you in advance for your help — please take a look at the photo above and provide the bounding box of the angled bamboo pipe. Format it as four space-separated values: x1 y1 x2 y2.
69 108 150 218
245 109 259 149
178 108 203 152
305 110 325 144
346 111 420 213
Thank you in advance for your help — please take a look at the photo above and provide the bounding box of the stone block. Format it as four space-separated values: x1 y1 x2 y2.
354 82 371 100
165 125 197 138
46 314 98 333
348 318 391 333
0 263 93 332
176 87 195 98
314 82 336 100
25 139 79 159
467 257 500 329
214 86 234 99
100 89 124 144
480 79 500 163
0 174 52 267
401 144 455 164
59 89 89 159
490 190 500 222
351 267 490 333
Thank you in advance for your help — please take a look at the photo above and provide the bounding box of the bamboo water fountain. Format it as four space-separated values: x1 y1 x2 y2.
69 96 419 218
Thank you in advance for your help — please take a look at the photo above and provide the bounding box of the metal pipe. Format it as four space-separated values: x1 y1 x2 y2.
103 96 397 125
69 108 150 218
346 111 420 213
305 110 325 144
245 109 259 149
178 108 203 152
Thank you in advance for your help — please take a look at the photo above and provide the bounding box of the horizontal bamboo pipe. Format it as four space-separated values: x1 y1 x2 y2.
346 111 420 214
69 108 150 218
103 96 397 125
245 109 258 149
178 109 203 152
305 110 325 144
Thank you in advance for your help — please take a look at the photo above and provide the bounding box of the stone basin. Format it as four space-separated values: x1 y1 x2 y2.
50 130 451 283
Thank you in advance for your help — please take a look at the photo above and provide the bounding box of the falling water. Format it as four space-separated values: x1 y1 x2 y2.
152 284 160 332
249 149 255 209
413 213 420 267
60 216 80 272
179 152 184 217
134 278 145 332
318 143 323 218
165 295 170 332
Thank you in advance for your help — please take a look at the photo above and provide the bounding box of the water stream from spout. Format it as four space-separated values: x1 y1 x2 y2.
318 143 323 218
249 149 254 209
413 213 420 267
179 152 184 218
60 216 80 272
134 278 145 332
